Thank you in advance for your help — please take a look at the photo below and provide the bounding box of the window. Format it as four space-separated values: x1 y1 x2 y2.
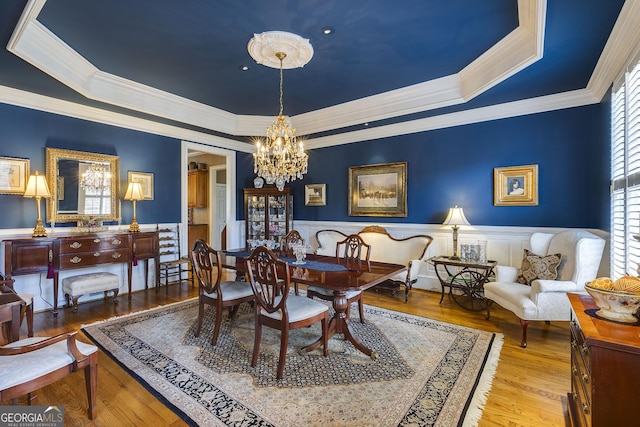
611 56 640 279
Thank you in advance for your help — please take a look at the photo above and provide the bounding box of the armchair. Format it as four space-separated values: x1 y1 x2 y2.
484 229 605 348
0 330 98 419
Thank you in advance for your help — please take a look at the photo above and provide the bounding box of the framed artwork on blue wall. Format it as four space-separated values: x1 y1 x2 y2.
494 164 538 206
305 183 326 206
128 171 154 200
0 156 29 194
349 162 407 216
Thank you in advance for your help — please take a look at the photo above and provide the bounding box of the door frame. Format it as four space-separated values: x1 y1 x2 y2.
181 141 236 254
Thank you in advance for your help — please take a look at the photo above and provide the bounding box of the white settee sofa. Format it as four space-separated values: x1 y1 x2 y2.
315 225 433 302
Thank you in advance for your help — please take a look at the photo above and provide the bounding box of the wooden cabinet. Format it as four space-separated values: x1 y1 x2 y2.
244 188 293 250
567 293 640 427
3 231 159 315
188 170 208 208
188 224 209 250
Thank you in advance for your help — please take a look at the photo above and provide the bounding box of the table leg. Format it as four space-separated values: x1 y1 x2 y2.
302 290 378 359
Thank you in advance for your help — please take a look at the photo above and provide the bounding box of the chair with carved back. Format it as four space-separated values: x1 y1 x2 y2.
0 330 98 419
280 229 305 295
190 239 254 345
307 234 370 323
245 246 329 380
0 273 33 339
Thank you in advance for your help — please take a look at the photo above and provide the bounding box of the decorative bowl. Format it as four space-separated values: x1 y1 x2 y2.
584 284 640 324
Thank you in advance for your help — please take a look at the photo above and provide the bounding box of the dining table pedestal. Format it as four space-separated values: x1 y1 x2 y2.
302 289 378 359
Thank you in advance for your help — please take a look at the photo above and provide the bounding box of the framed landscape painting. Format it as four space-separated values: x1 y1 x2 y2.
0 156 29 194
493 164 538 206
349 162 407 217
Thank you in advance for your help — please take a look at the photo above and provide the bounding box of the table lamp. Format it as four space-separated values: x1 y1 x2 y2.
124 182 144 233
23 171 51 237
443 205 470 260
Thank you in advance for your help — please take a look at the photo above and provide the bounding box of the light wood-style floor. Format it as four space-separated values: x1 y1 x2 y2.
2 282 571 427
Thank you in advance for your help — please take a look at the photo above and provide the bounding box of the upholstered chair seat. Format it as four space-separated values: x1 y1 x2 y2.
484 229 605 348
0 331 98 419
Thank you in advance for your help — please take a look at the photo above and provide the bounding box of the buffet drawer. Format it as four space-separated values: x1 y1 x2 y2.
60 250 129 269
59 235 127 254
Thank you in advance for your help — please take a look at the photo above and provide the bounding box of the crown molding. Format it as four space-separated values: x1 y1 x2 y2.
3 0 638 152
8 0 546 138
0 85 253 153
304 89 598 149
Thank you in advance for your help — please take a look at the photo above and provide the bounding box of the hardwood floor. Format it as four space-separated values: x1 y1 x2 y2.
2 283 571 427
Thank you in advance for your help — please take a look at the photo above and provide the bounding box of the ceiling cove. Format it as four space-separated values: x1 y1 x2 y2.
4 0 640 153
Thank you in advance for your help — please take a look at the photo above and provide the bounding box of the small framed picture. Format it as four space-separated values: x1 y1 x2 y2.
493 164 538 206
305 184 326 206
128 171 154 200
0 156 30 194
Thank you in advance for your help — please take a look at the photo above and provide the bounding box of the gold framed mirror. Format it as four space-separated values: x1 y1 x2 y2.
45 148 120 223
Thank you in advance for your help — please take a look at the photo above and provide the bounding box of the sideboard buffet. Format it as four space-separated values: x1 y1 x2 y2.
3 230 159 316
567 293 640 427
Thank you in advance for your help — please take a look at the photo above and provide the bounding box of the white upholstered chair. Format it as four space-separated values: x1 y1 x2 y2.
484 229 605 348
0 331 98 419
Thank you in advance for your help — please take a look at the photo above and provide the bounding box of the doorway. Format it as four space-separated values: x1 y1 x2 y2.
182 141 236 254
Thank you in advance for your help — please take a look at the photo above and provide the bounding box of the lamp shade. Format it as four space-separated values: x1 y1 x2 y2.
23 171 51 198
124 182 144 201
443 205 470 226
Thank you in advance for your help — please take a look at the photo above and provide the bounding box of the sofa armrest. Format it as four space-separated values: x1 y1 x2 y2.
495 265 518 282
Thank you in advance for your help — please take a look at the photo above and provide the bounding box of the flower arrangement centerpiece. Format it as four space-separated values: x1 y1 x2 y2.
76 215 107 233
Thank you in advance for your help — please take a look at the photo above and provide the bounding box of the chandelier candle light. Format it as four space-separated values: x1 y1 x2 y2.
248 31 312 191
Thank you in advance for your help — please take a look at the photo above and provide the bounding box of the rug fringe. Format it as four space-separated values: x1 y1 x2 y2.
80 297 197 329
460 333 504 427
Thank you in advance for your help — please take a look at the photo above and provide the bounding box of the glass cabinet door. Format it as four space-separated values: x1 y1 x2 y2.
246 194 266 241
244 188 293 250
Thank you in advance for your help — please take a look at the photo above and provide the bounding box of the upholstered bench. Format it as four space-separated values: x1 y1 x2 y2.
62 272 120 312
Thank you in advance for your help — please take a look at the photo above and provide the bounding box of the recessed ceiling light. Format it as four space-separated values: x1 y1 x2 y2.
240 65 249 71
321 27 334 35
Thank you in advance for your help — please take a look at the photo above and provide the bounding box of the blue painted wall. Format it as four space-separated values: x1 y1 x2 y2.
238 103 610 229
0 103 181 229
0 100 610 232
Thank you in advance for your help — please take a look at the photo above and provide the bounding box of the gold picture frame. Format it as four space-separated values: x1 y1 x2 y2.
349 162 407 217
305 184 326 206
128 171 154 200
0 156 29 194
494 164 538 206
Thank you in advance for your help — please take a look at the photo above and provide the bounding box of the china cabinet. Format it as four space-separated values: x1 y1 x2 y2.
244 188 293 250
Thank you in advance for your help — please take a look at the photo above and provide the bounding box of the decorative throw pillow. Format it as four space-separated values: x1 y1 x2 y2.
516 249 562 286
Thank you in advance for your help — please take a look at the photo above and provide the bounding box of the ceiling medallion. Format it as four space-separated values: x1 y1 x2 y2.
248 32 311 191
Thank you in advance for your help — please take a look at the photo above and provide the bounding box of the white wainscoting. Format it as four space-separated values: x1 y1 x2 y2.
228 220 610 293
2 222 610 313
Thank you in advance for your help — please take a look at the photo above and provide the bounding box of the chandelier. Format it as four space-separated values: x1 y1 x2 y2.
248 31 313 191
80 163 111 192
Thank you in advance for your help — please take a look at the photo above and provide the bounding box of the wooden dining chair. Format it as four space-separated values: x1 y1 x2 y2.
279 229 305 295
246 246 329 380
190 239 254 346
0 273 33 339
0 330 98 419
306 234 370 322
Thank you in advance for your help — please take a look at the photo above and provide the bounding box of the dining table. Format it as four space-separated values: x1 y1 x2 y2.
220 249 406 359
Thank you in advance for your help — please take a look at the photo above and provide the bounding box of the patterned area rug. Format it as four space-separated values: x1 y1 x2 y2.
82 298 503 426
